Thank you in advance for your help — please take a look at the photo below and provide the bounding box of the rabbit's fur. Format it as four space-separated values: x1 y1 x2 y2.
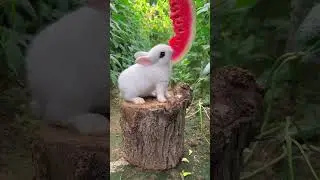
26 0 109 135
118 44 173 104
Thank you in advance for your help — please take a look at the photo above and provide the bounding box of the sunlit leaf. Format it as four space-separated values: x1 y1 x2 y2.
110 3 118 13
180 170 192 177
197 3 210 15
181 157 190 163
201 62 210 76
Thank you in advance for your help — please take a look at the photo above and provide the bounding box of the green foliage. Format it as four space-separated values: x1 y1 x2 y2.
110 0 210 101
216 0 320 179
0 0 82 83
110 0 172 84
0 0 84 118
296 3 320 48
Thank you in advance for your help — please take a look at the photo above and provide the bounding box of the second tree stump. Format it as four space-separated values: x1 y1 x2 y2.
211 67 264 180
119 84 192 170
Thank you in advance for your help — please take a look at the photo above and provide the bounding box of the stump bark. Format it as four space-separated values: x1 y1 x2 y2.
120 83 192 170
31 125 109 180
211 67 264 180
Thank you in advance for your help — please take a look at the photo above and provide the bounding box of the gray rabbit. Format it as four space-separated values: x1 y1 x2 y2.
26 0 109 135
118 44 173 104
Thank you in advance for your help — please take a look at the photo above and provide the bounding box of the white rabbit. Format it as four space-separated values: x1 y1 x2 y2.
118 44 173 104
25 0 109 135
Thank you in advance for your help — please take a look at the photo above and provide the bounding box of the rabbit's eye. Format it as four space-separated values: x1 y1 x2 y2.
159 52 165 58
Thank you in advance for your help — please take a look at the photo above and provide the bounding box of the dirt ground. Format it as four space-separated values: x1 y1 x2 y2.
0 87 319 179
0 116 37 180
0 86 37 180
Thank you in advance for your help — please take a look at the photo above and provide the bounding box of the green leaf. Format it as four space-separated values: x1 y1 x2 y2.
201 62 210 76
181 170 192 177
235 0 257 8
5 36 23 78
181 158 190 163
202 45 210 50
19 0 37 19
110 3 118 13
238 35 255 55
197 3 210 15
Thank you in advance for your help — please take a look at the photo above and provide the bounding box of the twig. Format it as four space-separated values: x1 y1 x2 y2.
240 152 287 180
186 109 200 119
309 145 320 154
285 117 294 180
291 138 320 180
202 106 210 120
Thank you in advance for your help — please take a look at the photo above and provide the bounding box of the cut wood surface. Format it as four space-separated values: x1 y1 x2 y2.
120 83 192 170
32 124 109 180
211 67 264 180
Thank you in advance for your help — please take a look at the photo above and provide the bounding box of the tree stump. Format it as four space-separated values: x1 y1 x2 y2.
31 125 109 180
211 67 264 180
119 83 192 170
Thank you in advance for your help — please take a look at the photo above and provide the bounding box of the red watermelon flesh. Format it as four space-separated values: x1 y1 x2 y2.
168 0 196 62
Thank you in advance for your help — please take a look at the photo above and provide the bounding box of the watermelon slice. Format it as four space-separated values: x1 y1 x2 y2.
168 0 196 62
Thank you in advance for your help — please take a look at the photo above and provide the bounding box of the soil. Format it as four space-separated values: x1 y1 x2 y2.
0 85 37 180
0 116 37 180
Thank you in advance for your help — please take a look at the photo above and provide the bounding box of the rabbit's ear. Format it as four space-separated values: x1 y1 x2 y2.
135 56 152 66
134 51 148 59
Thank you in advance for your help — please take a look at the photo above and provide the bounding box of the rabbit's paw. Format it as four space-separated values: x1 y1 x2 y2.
132 97 145 104
157 96 167 103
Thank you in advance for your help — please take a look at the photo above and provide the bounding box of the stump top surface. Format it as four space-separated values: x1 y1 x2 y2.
121 84 192 110
37 124 108 149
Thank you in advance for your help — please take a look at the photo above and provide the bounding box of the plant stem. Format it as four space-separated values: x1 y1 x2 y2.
241 152 287 180
285 117 295 180
291 138 320 180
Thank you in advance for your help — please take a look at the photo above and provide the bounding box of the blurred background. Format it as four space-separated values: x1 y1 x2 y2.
213 0 320 179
